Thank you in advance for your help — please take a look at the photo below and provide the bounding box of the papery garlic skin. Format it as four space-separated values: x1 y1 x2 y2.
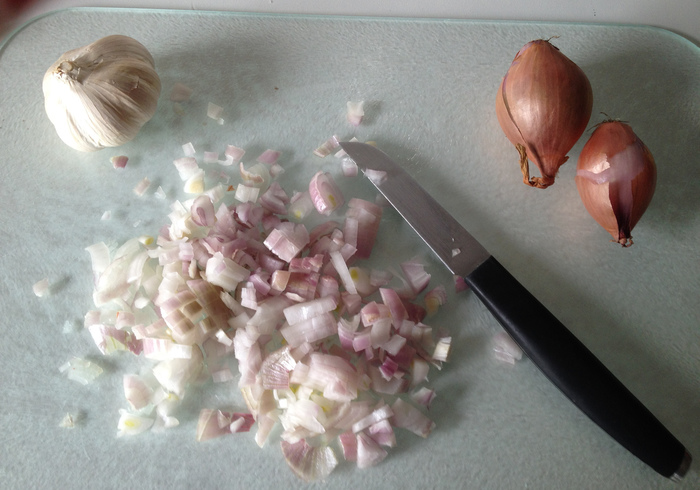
575 121 657 247
43 35 161 152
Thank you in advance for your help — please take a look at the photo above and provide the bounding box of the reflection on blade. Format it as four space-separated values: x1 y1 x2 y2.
339 142 490 277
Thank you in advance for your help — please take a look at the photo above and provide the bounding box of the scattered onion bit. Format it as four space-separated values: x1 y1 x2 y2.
347 101 365 127
182 142 196 156
169 82 193 102
424 285 447 316
492 331 523 364
59 357 103 385
110 155 128 169
59 412 79 428
133 177 151 196
207 102 224 124
33 278 50 297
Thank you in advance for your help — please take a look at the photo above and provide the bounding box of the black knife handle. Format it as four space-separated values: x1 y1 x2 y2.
465 256 690 479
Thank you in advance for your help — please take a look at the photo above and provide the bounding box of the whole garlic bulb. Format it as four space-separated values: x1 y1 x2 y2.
42 35 161 152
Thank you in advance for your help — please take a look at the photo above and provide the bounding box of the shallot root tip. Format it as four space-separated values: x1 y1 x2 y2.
517 144 555 189
615 236 634 248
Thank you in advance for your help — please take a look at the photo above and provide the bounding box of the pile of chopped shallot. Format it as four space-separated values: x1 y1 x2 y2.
82 135 455 482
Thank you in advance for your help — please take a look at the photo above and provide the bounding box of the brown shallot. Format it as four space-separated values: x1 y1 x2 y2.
576 120 657 247
496 39 593 188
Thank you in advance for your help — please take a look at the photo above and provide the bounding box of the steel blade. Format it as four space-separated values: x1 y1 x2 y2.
340 142 490 277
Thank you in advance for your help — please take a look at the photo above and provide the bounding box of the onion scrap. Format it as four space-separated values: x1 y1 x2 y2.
82 138 455 481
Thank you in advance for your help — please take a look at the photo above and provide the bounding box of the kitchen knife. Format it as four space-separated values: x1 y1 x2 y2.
339 141 691 481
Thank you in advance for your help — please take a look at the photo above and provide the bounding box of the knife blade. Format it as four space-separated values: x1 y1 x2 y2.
339 141 691 481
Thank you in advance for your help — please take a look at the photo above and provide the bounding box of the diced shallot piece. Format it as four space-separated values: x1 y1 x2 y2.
133 177 151 196
493 331 523 364
313 135 340 157
356 431 387 469
123 374 154 410
169 82 193 102
280 439 338 482
59 357 104 385
225 145 245 163
190 195 216 227
264 222 310 262
257 149 281 165
390 398 435 438
346 101 365 127
425 285 447 316
117 409 154 437
283 296 338 325
309 171 344 215
207 102 224 124
400 257 432 295
33 278 50 297
110 155 128 169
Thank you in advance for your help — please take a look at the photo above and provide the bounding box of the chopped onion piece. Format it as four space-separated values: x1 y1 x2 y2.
330 250 357 295
352 404 393 433
309 171 344 216
184 168 205 194
432 337 451 362
124 374 154 410
59 412 79 428
207 102 224 124
59 357 103 385
225 145 245 163
341 157 359 177
170 82 192 102
356 432 387 469
281 439 338 482
283 296 338 325
33 278 50 297
173 157 199 180
196 409 254 441
110 155 128 169
346 101 365 127
203 151 219 164
313 135 340 157
390 398 435 438
133 177 151 196
182 142 196 156
264 222 310 262
280 312 338 347
364 169 387 185
410 387 436 409
288 191 314 221
117 409 154 436
400 257 432 295
424 285 447 316
234 184 260 203
493 331 524 364
257 149 281 165
339 431 357 461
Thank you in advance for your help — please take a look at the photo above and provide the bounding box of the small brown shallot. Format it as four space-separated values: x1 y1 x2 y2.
495 39 593 188
575 120 657 247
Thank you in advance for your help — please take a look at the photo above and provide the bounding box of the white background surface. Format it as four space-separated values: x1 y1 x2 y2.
3 0 700 46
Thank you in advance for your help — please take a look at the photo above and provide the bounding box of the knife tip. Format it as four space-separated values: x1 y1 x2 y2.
670 449 692 482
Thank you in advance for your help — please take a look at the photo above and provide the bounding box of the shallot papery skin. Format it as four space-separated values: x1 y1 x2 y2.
496 39 593 188
576 121 656 247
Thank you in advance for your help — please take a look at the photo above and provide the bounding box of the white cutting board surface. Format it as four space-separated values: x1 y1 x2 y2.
0 8 698 490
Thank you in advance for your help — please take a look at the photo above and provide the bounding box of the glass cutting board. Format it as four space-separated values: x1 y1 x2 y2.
1 8 698 490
